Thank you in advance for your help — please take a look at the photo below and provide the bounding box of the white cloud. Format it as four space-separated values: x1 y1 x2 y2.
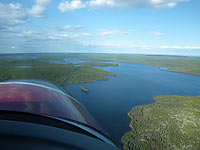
150 31 163 36
58 0 189 11
54 32 90 38
82 42 121 47
159 45 200 50
88 0 189 9
58 0 86 12
130 45 151 50
57 0 189 12
1 25 91 42
0 3 28 28
49 25 83 32
17 30 42 38
38 32 91 41
98 30 129 36
88 0 115 8
99 30 119 36
28 0 51 18
10 46 17 49
35 0 51 5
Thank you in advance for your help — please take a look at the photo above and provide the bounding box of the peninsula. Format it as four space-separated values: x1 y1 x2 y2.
0 54 116 86
122 96 200 150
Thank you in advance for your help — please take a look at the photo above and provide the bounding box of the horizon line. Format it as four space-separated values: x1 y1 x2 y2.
0 52 199 57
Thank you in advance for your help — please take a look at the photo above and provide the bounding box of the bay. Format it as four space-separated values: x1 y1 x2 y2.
65 61 200 147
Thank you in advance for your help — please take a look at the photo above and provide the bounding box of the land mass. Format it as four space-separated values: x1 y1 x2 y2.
0 54 116 86
1 54 200 149
80 62 118 67
121 96 200 150
1 53 200 78
71 54 200 77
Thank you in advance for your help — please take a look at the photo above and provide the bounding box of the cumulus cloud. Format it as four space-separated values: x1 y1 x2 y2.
28 0 51 18
58 0 87 12
17 30 43 38
52 32 91 39
58 0 189 12
1 24 91 43
49 25 83 32
88 0 115 8
0 3 29 28
150 31 163 36
88 0 189 9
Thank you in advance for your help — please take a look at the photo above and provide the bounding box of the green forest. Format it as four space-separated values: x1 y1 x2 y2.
1 53 200 150
122 96 200 150
0 54 116 85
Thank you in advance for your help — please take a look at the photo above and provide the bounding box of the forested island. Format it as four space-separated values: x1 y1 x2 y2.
121 96 200 150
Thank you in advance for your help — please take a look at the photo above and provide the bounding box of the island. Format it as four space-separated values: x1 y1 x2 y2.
121 96 200 150
80 86 89 92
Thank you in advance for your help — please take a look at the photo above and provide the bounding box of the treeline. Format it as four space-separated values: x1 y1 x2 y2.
0 55 116 85
80 62 118 67
122 96 200 150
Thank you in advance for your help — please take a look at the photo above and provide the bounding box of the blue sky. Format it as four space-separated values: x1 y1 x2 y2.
0 0 200 55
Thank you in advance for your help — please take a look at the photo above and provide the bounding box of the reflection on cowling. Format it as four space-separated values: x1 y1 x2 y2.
0 80 101 132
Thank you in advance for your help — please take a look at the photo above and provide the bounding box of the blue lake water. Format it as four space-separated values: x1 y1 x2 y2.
15 66 33 68
64 61 200 147
47 58 89 65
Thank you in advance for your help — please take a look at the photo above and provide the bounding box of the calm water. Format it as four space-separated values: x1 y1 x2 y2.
47 58 89 65
64 61 200 147
15 66 33 68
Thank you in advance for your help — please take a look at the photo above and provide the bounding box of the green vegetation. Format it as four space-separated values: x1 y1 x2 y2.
0 54 116 86
1 54 200 149
80 62 118 67
122 96 200 150
0 64 116 85
70 54 200 76
2 53 200 77
80 86 89 92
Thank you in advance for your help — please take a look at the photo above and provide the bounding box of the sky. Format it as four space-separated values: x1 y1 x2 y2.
0 0 200 55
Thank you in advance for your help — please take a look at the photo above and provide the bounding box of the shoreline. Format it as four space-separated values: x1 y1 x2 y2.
121 95 200 150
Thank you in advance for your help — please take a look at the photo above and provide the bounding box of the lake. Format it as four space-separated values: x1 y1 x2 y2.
15 66 33 68
47 58 89 65
65 61 200 148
